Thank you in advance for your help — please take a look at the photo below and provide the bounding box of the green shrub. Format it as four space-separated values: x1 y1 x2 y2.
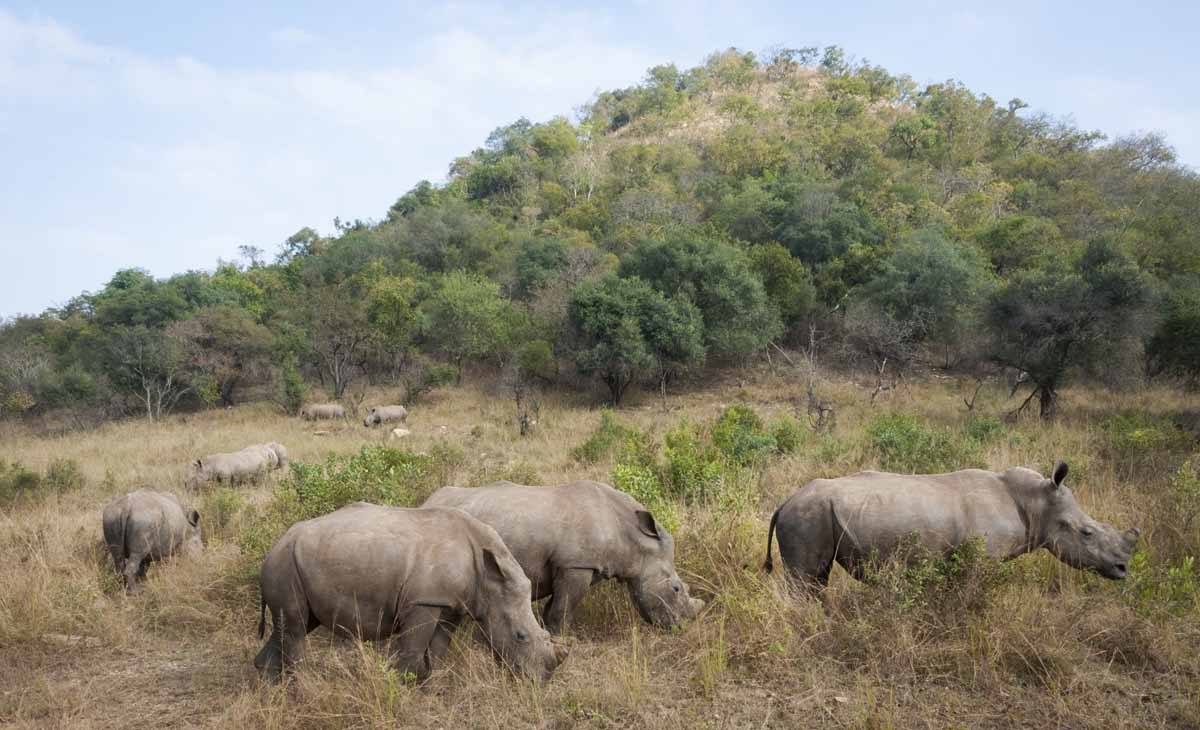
663 422 723 503
770 414 806 454
964 416 1005 445
1104 412 1190 461
866 413 980 473
0 459 85 507
712 405 776 466
278 353 307 416
860 536 1010 615
0 461 43 507
571 410 630 463
612 463 679 534
200 487 246 536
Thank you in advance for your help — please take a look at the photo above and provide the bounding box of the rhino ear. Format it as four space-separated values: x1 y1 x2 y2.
635 510 661 540
188 509 200 527
195 459 202 469
481 548 513 584
1051 461 1069 489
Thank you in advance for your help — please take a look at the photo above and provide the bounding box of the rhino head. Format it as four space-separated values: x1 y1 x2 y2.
363 408 378 427
1037 462 1139 579
183 508 203 557
476 547 567 682
626 511 705 629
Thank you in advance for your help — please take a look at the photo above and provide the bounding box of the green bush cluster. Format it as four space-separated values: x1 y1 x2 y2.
0 459 85 508
866 413 982 473
571 410 631 463
1104 412 1191 461
711 405 777 466
612 462 679 534
860 536 1010 615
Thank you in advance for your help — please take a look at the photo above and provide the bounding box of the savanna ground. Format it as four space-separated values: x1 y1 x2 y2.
1 367 1199 729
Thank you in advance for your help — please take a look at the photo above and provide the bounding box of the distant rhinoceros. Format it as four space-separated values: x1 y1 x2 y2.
261 442 288 470
423 480 704 635
254 502 568 682
301 403 345 421
102 488 203 593
364 405 408 427
764 462 1139 587
190 444 276 487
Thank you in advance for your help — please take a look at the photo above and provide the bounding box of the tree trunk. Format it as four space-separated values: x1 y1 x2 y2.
1038 386 1057 420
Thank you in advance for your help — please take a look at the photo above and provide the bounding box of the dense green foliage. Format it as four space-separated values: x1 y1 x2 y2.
3 47 1198 422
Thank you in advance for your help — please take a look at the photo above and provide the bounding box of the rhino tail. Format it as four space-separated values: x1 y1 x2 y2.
258 594 267 639
763 506 781 573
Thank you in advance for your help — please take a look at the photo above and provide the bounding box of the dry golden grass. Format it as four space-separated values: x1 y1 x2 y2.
1 369 1198 729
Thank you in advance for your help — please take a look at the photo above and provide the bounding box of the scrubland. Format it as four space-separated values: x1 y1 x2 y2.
1 369 1198 729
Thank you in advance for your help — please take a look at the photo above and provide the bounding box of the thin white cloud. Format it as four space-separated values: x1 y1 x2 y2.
269 27 317 49
0 8 658 315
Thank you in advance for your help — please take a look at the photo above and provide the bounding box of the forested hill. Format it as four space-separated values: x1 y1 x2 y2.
3 46 1199 423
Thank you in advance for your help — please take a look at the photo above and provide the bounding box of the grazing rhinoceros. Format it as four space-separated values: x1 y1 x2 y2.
101 488 202 593
764 462 1140 588
364 405 408 427
254 502 568 682
423 480 704 635
190 445 276 487
301 403 345 421
263 442 288 470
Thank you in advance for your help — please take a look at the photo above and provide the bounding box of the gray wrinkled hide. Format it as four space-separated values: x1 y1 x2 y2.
101 488 202 593
364 405 408 427
264 442 288 469
423 480 704 634
301 403 345 421
764 462 1139 587
191 444 278 486
254 503 567 682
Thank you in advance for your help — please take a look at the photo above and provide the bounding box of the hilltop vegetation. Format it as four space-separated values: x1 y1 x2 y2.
3 46 1199 425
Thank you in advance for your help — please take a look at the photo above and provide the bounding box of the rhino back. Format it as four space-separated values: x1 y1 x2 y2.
426 481 643 585
122 489 189 558
794 470 1026 559
269 504 488 639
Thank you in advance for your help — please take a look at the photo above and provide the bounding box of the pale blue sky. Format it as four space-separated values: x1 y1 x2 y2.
1 1 1196 317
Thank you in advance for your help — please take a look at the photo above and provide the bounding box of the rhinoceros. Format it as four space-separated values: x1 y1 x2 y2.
190 445 276 486
101 488 202 593
254 502 568 682
364 405 408 428
422 480 704 635
301 403 345 421
263 442 288 470
764 462 1139 587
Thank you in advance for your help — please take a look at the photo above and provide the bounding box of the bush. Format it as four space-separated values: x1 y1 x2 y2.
0 459 85 507
278 354 307 416
857 536 1010 615
612 463 679 534
663 422 723 503
866 413 980 473
770 414 806 454
712 405 776 466
964 416 1006 445
571 410 630 463
1104 412 1190 462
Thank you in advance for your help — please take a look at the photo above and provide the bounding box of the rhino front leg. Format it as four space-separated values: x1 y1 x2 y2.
387 605 444 680
542 568 595 635
426 609 463 664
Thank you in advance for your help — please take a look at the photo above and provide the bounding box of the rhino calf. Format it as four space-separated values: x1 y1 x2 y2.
423 480 704 635
364 405 408 427
301 403 345 421
101 488 202 593
254 502 567 682
764 462 1139 588
191 444 279 487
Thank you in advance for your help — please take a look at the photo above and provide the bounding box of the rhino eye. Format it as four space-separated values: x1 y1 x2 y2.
1081 527 1095 538
515 630 529 643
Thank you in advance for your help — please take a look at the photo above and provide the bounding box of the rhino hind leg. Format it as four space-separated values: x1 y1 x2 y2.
123 552 149 594
254 627 285 681
543 568 595 635
776 514 835 591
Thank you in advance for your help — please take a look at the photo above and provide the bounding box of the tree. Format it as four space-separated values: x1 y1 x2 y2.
1146 275 1200 384
748 243 817 336
568 275 704 405
985 240 1157 418
421 271 515 377
306 284 373 399
859 227 991 356
167 306 272 406
620 233 781 358
366 275 421 377
102 326 197 421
